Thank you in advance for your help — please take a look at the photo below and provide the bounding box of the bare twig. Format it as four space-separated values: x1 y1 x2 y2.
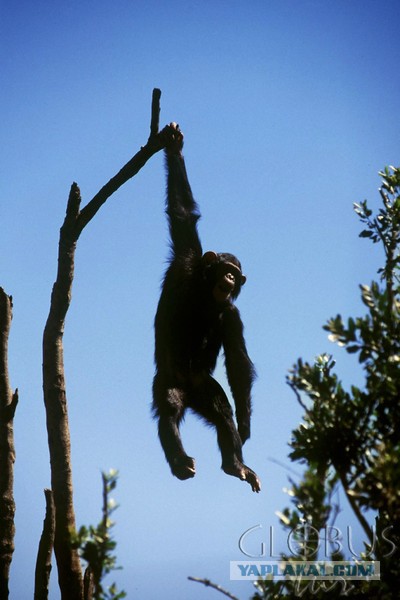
287 379 307 411
188 576 240 600
267 456 302 478
0 289 18 600
34 489 55 600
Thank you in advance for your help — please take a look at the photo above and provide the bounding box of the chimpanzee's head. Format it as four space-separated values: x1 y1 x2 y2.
202 250 247 304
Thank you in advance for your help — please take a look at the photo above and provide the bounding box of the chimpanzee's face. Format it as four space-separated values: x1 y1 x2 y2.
202 251 247 304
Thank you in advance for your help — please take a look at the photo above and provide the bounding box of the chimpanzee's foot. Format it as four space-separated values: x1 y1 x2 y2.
222 460 261 493
243 467 261 493
170 455 196 480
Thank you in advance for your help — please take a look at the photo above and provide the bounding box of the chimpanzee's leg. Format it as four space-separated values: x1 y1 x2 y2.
152 374 195 480
189 377 261 492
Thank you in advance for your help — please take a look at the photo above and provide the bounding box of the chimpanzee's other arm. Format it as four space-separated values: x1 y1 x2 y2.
160 123 202 258
222 306 256 444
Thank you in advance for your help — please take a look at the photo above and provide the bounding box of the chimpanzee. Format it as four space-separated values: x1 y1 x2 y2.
152 123 260 492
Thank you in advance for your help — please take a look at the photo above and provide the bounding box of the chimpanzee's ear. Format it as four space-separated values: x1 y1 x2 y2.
202 251 218 265
241 275 247 285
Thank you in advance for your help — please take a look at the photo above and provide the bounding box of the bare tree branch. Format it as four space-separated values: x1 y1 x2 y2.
42 89 164 599
335 465 374 547
76 88 163 233
34 489 55 600
188 576 240 600
0 288 18 600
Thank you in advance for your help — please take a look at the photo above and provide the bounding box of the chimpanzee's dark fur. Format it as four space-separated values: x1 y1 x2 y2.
152 123 260 492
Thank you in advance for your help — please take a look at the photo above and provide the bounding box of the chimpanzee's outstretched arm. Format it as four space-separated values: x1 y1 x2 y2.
222 306 256 444
160 123 202 258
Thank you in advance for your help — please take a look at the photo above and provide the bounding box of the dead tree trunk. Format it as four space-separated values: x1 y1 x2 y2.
0 289 18 599
42 89 164 599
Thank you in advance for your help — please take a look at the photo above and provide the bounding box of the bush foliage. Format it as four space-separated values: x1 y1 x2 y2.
253 167 400 599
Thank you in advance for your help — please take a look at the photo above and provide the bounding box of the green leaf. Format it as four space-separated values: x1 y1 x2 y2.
346 345 360 353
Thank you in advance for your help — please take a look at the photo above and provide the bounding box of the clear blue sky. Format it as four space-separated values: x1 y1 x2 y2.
2 1 399 598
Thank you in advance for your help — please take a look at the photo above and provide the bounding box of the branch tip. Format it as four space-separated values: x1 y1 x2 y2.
150 88 162 138
66 182 82 219
10 389 18 417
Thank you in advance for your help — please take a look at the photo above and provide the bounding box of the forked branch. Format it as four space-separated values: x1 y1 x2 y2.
42 89 165 599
